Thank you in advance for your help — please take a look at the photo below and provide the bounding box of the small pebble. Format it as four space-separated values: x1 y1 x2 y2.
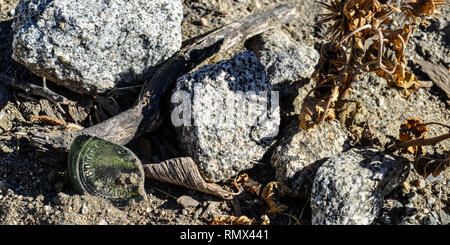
81 203 88 214
428 196 436 205
43 205 51 212
199 17 208 27
0 194 3 200
177 195 200 209
36 195 44 202
402 182 411 192
419 188 430 196
255 0 262 9
98 219 108 225
193 207 203 219
415 179 426 189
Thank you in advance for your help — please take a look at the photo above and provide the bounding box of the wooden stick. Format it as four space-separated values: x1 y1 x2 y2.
0 74 72 106
27 5 298 153
387 133 450 152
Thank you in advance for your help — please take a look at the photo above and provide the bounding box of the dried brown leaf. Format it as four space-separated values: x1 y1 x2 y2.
414 152 450 178
399 118 429 155
232 173 262 196
261 182 288 214
298 97 336 131
211 215 270 225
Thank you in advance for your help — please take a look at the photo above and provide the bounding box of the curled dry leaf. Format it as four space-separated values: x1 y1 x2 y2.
399 118 429 155
211 215 270 225
298 97 336 131
232 173 262 196
414 151 450 178
394 120 449 178
261 182 289 214
143 157 238 200
402 0 449 20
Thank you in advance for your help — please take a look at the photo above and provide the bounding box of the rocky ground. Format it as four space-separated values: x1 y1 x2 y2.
0 0 449 225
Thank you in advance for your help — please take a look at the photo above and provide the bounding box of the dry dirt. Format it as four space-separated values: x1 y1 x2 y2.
0 0 449 225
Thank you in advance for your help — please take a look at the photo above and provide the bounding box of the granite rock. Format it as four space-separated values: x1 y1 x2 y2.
246 28 319 87
271 118 349 197
171 51 280 183
311 148 410 225
12 0 183 94
245 29 319 118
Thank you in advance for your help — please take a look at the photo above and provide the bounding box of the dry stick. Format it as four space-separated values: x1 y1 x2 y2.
27 5 298 153
280 212 301 225
387 133 450 152
0 74 72 108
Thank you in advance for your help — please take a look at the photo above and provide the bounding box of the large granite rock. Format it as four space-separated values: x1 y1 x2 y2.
171 51 280 183
311 148 410 225
12 0 183 94
271 119 349 197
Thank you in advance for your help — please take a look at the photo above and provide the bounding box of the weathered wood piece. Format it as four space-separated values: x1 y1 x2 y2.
416 58 450 105
144 157 237 199
0 74 72 107
27 5 298 152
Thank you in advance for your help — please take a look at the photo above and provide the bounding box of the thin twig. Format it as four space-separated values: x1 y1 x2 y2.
422 122 450 130
280 212 301 225
388 133 450 152
318 85 339 124
149 186 178 200
339 24 372 45
0 73 72 113
299 198 310 224
438 180 443 225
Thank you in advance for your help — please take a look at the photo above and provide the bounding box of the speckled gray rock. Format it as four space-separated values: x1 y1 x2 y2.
12 0 183 94
171 51 280 183
311 148 410 225
245 29 319 117
271 119 348 197
246 29 319 86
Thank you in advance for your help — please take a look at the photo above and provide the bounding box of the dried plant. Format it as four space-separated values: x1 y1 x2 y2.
388 119 450 177
299 0 449 131
211 215 270 225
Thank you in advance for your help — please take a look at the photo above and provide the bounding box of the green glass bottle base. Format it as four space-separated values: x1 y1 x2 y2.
68 135 146 206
